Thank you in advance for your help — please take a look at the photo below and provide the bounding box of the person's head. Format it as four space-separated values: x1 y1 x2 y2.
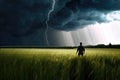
80 42 82 46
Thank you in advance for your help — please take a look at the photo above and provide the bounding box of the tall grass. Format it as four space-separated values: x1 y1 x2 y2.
0 48 120 80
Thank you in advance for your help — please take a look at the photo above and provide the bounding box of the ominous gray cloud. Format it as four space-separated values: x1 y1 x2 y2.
0 0 120 37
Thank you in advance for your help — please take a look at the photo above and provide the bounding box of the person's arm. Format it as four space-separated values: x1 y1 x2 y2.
76 47 79 54
83 47 85 54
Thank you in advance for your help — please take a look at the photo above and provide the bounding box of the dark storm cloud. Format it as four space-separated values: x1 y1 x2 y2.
0 0 120 36
49 0 120 30
0 0 52 37
49 8 107 30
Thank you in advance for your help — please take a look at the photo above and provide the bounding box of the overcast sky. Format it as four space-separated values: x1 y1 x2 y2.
0 0 120 46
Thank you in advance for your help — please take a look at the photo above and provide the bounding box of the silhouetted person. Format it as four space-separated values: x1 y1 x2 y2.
76 42 85 56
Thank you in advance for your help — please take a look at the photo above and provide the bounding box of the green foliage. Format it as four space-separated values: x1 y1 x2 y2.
0 48 120 80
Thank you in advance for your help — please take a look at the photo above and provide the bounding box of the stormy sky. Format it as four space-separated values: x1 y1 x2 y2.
0 0 120 46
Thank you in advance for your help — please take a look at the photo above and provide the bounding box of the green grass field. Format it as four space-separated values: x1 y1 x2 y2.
0 48 120 80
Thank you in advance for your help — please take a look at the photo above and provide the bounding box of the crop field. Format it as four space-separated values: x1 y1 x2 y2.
0 48 120 80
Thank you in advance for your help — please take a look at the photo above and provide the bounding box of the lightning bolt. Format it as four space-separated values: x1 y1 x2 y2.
45 0 56 46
